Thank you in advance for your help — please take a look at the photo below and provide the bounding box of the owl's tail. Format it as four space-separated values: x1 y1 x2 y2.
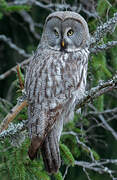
28 136 42 160
28 129 61 174
41 129 61 174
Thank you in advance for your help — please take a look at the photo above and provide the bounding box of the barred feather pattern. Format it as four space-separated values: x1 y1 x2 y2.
25 39 89 173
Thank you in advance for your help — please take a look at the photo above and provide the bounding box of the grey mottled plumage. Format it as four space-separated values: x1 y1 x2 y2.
25 11 90 174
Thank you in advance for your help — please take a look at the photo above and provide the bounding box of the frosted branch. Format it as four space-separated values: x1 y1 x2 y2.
90 12 117 45
91 41 117 53
0 121 27 140
75 74 117 110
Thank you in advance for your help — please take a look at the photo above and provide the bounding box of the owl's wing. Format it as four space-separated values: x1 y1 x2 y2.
25 55 64 160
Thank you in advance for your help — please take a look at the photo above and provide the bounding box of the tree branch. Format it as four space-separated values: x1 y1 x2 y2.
0 12 117 81
90 12 117 45
75 160 117 174
75 74 117 110
91 41 117 53
99 114 117 141
63 165 70 180
8 0 77 12
0 58 30 80
0 35 31 58
0 74 117 135
19 10 41 40
0 100 28 133
62 131 95 162
0 121 27 140
87 107 117 115
8 0 98 17
0 97 13 108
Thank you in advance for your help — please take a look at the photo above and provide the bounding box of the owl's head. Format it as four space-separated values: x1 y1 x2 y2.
42 11 90 52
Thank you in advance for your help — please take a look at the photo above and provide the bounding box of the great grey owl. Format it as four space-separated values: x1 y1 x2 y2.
25 11 90 174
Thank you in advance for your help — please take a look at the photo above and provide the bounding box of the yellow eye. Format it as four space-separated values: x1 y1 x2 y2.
67 29 74 36
54 29 59 37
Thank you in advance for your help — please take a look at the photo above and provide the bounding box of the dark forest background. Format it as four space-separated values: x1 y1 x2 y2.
0 0 117 180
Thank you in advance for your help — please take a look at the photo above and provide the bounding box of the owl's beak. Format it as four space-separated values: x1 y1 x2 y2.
61 40 65 48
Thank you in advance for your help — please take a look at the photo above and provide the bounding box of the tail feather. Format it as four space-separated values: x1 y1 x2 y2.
28 118 63 174
28 130 61 174
41 137 54 173
28 136 42 160
41 129 61 174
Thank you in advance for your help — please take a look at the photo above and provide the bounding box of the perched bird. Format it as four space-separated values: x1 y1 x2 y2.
25 11 90 174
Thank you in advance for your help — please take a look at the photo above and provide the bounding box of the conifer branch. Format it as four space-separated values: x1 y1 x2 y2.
0 100 28 133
